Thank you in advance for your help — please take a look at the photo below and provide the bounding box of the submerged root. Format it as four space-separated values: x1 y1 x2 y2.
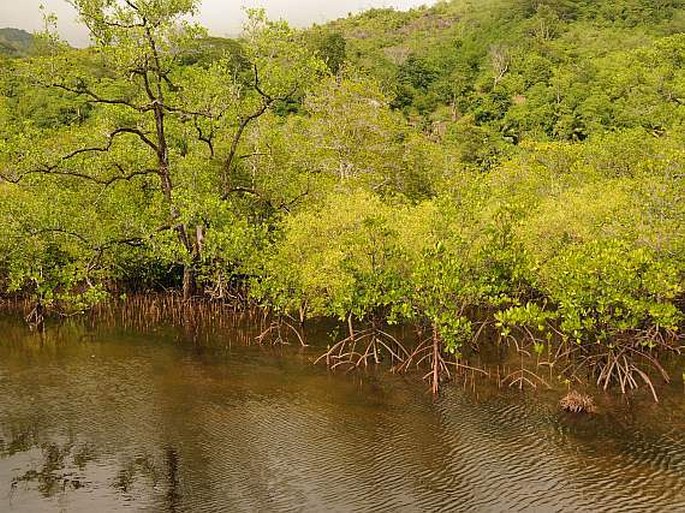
560 390 596 414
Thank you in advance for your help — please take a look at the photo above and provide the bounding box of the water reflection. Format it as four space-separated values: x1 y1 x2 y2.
112 453 157 495
9 440 94 498
0 315 684 512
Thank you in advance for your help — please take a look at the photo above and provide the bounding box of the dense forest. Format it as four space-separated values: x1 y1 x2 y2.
0 0 684 397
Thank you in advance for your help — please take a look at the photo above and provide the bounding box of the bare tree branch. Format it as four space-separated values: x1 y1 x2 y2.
220 66 301 199
27 227 90 245
50 82 152 112
0 125 164 186
1 166 159 187
59 126 159 159
194 118 215 158
221 101 272 198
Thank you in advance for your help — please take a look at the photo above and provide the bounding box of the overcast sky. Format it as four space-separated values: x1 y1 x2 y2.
1 0 434 46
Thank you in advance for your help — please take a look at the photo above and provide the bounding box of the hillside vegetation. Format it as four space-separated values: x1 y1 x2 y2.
0 28 34 57
0 0 684 396
311 0 685 164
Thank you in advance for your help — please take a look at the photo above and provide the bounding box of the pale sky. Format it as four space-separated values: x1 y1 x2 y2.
0 0 434 46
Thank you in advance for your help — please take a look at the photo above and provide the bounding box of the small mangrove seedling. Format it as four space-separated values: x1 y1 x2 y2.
560 390 597 414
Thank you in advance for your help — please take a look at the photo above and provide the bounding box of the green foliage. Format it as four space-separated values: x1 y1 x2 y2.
539 241 681 340
254 187 518 355
481 128 685 354
252 191 405 320
0 1 325 305
323 0 685 171
309 30 347 74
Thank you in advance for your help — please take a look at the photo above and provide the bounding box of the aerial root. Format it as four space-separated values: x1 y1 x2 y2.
558 337 679 402
497 332 550 390
25 302 45 332
314 327 410 371
255 315 307 347
501 368 550 390
395 329 450 394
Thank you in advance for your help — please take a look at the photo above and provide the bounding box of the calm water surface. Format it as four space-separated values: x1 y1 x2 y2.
1 314 684 512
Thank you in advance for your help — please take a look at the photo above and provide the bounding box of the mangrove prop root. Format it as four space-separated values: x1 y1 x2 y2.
502 368 550 390
395 327 479 395
314 327 410 371
255 316 307 347
559 341 677 402
432 328 440 395
25 302 45 332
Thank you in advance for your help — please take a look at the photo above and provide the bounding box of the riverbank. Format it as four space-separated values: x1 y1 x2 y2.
2 293 682 403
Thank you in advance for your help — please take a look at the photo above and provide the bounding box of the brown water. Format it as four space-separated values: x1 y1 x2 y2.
1 314 685 512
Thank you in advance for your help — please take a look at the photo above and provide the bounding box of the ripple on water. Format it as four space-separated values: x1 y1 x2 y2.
0 318 684 512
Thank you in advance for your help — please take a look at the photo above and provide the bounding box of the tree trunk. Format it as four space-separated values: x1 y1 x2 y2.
26 300 45 332
182 264 196 301
181 225 205 301
432 324 440 395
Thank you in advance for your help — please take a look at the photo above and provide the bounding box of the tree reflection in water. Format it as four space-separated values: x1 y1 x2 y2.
9 440 95 499
7 429 185 510
165 447 182 512
111 446 183 511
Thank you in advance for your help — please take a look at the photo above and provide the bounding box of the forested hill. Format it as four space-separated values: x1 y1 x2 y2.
310 0 685 165
0 28 34 57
